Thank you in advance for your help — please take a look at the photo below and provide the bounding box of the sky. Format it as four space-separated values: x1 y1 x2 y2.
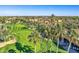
0 5 79 16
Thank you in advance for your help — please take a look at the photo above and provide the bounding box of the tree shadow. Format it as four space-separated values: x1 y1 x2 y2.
15 42 34 53
22 45 34 53
8 49 16 53
15 42 23 52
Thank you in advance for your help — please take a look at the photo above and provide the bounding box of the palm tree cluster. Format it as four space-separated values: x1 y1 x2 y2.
27 16 79 53
0 16 79 53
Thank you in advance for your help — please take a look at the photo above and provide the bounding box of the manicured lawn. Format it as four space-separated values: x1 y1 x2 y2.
0 23 33 53
0 23 67 53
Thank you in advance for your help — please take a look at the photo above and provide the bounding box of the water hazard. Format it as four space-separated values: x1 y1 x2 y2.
59 38 79 53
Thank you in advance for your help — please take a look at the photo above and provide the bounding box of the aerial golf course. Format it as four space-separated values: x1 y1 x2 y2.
0 23 66 53
0 16 79 53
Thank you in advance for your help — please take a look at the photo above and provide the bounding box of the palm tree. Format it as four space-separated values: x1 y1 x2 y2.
54 19 63 53
0 24 9 42
28 30 41 53
43 25 54 52
42 19 65 53
67 30 74 53
67 20 78 53
46 24 55 52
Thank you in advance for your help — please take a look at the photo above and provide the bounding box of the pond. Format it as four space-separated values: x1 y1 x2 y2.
59 38 79 53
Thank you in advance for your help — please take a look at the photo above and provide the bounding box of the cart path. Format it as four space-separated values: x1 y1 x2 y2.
0 38 16 48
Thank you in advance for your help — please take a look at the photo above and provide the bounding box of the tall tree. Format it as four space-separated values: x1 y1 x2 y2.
28 30 41 53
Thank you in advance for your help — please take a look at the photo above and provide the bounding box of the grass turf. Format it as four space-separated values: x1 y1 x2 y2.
0 23 67 53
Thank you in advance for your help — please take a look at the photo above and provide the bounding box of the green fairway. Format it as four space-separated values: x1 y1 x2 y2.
0 23 67 53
